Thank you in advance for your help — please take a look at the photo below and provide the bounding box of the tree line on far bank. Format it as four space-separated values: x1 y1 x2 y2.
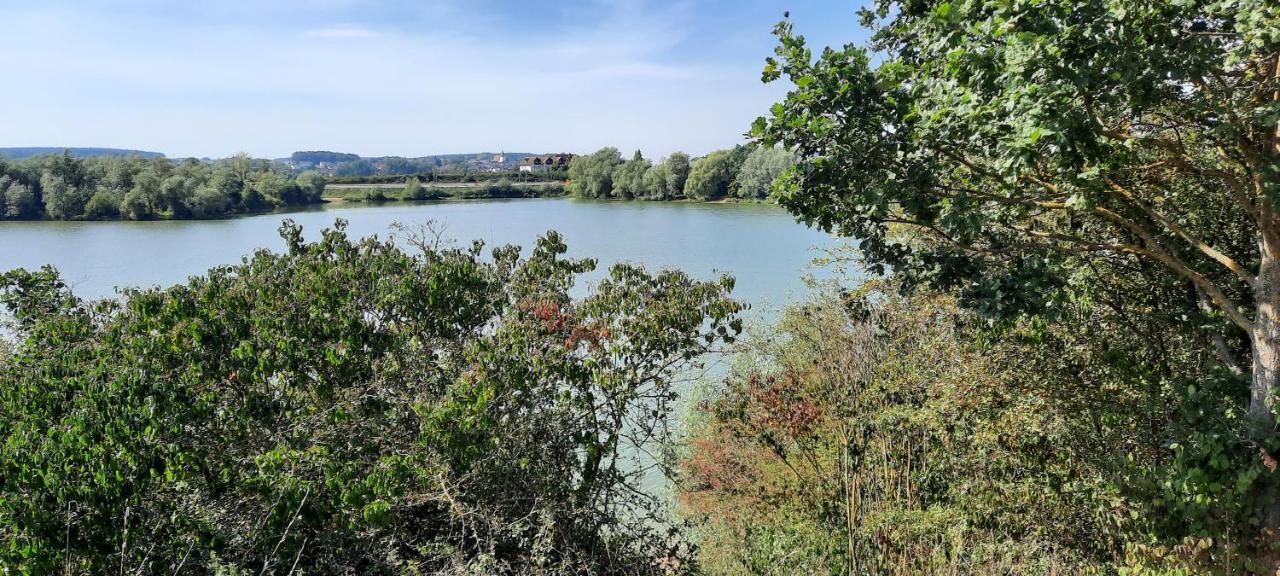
567 146 796 201
0 147 794 221
0 153 326 221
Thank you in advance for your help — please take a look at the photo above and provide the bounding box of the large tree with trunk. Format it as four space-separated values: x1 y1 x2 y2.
757 2 1279 428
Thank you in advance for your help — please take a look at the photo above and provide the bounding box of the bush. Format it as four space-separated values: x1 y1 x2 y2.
4 182 38 219
682 285 1110 573
682 268 1273 573
82 188 123 219
0 221 741 574
403 176 429 200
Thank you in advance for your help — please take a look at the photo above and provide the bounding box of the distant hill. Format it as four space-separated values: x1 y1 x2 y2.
280 151 546 177
0 147 165 160
290 151 360 163
286 151 538 163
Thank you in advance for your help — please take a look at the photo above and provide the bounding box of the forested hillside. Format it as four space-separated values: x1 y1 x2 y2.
0 147 164 160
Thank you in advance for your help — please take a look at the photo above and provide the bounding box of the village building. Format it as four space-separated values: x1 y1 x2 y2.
519 154 573 172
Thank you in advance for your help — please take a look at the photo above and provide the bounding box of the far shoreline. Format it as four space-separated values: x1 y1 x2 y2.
0 193 777 226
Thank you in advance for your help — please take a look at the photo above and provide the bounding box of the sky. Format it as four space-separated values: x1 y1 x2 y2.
0 0 870 159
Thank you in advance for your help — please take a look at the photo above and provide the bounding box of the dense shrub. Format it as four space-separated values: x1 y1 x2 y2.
0 221 741 574
682 269 1272 574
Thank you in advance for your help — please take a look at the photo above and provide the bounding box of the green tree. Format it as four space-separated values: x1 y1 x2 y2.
188 185 231 218
100 157 134 192
4 182 37 219
159 174 193 217
756 1 1280 457
0 153 320 221
127 170 163 216
639 152 693 200
402 175 427 200
0 176 12 219
251 171 292 207
40 172 89 220
120 188 152 220
44 151 86 190
732 146 796 199
612 150 652 199
664 151 692 198
684 149 746 200
641 162 672 200
296 170 328 202
568 147 623 198
82 188 122 219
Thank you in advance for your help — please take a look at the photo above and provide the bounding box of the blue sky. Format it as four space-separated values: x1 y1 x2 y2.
0 1 869 159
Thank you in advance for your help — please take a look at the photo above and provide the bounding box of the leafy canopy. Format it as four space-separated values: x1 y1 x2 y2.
755 0 1278 326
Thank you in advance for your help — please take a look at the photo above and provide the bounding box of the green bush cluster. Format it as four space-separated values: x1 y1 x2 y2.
0 221 741 574
682 276 1273 574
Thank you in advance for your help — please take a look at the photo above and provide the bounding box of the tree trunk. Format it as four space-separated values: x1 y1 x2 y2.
1251 204 1280 546
1249 234 1279 435
1254 52 1280 434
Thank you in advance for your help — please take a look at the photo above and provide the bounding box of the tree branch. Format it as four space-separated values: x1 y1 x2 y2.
1101 176 1256 286
1013 225 1252 332
933 150 1254 332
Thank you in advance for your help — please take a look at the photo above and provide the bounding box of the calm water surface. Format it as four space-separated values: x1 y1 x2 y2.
0 198 840 314
0 197 843 495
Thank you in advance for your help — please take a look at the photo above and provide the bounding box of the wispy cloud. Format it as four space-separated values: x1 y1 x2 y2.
0 0 847 158
302 26 379 39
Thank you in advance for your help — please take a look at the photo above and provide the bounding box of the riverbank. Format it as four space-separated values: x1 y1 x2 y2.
323 181 769 206
323 181 566 202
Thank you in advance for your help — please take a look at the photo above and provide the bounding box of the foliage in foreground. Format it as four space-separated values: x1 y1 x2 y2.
734 0 1280 571
0 221 741 574
756 0 1279 436
682 275 1273 574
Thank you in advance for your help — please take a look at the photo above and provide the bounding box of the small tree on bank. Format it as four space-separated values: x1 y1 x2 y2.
664 152 692 198
732 146 797 199
568 147 623 198
685 148 748 201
